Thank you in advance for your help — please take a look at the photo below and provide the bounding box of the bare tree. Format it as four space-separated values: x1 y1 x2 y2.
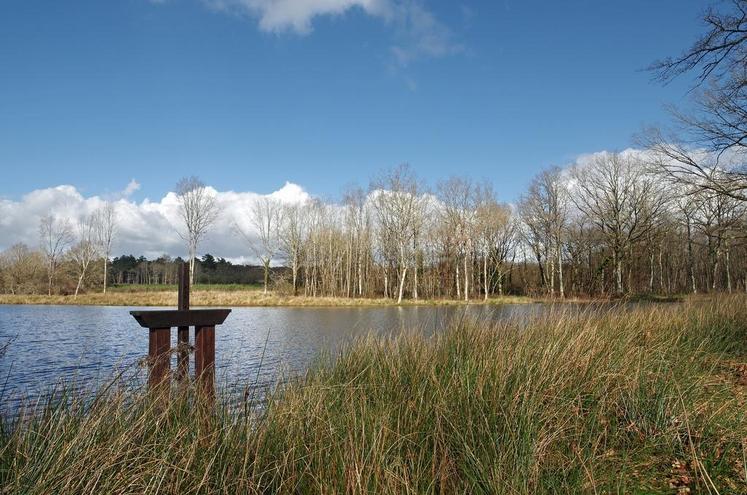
647 1 747 198
239 197 282 294
70 214 100 297
279 202 307 295
39 214 73 295
518 168 569 297
674 190 700 294
475 194 516 299
175 177 219 284
651 0 747 152
343 186 372 298
571 153 668 295
94 202 117 293
0 244 43 294
370 164 424 304
438 177 478 301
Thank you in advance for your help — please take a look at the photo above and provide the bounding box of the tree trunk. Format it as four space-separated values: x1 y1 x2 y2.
557 243 564 299
726 246 732 293
649 250 655 293
397 267 407 304
455 263 461 299
549 256 555 297
614 251 623 295
413 258 419 300
263 259 270 294
102 257 108 294
292 252 299 296
687 220 696 294
74 273 84 298
658 245 665 294
464 255 469 302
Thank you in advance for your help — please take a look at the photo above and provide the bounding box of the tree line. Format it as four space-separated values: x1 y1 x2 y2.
3 152 747 300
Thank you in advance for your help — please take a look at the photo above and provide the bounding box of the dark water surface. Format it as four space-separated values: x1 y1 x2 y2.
0 303 556 412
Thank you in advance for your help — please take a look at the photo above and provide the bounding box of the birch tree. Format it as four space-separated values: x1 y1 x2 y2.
176 176 219 284
240 197 282 294
279 202 307 295
437 177 478 301
519 168 569 297
370 165 423 304
70 214 100 297
94 202 117 293
39 214 73 295
475 197 516 299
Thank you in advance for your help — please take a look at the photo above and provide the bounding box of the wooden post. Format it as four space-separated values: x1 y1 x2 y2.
194 325 216 398
133 309 228 399
148 327 171 389
177 263 190 381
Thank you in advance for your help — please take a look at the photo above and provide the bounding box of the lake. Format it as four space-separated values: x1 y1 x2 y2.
0 303 555 413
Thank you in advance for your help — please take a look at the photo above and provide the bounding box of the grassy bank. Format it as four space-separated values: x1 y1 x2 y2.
2 299 747 493
0 289 538 307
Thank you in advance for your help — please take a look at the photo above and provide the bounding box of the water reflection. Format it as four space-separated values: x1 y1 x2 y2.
0 303 553 412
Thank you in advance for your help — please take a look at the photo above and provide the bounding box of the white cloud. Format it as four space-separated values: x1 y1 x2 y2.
0 181 312 263
199 0 461 65
204 0 388 34
387 1 463 67
122 179 141 197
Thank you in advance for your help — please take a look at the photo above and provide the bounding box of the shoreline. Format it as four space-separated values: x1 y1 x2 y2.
0 290 682 308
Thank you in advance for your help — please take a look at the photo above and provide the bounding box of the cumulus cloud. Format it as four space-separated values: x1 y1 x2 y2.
199 0 461 65
0 181 311 264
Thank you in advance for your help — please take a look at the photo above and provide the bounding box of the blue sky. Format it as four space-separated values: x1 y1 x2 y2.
0 0 702 203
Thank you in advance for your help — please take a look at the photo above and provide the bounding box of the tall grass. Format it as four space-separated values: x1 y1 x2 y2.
2 299 747 493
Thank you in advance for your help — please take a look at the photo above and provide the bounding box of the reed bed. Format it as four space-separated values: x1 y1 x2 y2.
2 299 747 493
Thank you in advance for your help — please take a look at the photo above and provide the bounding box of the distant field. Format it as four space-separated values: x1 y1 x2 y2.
108 283 263 293
0 290 538 307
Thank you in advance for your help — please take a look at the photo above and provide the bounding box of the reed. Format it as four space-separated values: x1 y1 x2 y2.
2 298 746 493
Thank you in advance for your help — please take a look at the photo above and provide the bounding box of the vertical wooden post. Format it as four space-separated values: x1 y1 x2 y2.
148 327 171 389
177 262 190 381
194 325 215 399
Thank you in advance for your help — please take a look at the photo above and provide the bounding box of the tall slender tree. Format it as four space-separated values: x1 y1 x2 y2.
175 176 219 284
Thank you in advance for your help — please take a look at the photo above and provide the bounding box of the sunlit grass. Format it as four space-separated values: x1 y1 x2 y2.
0 290 538 307
108 283 263 292
2 298 747 493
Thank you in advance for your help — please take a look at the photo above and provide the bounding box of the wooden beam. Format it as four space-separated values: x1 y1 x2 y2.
130 309 231 329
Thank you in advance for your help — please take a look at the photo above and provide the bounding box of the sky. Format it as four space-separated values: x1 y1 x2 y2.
0 0 708 258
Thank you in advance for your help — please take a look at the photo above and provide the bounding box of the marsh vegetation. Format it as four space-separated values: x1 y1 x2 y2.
2 299 746 493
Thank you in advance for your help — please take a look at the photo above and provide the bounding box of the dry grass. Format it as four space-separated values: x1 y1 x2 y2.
2 298 747 493
0 290 537 307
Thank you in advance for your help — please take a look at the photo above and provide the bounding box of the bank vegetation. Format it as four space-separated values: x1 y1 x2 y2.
2 298 746 493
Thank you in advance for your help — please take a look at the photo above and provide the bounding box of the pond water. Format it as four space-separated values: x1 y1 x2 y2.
0 303 560 413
